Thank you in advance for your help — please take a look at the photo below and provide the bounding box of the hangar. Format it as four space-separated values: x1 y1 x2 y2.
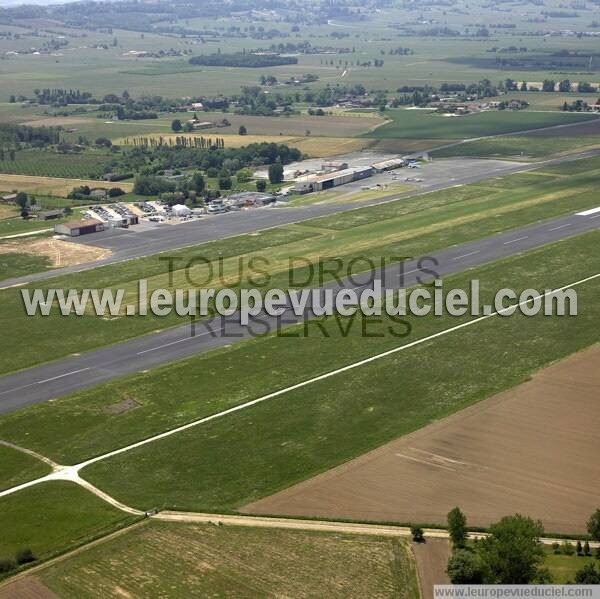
54 218 105 237
294 166 373 193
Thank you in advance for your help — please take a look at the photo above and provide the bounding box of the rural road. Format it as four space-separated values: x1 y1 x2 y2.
0 208 598 413
2 148 599 290
154 511 600 548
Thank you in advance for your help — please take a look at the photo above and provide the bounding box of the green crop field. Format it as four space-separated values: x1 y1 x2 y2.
1 156 599 375
0 444 50 492
35 521 419 598
0 150 110 179
0 482 136 564
366 109 600 140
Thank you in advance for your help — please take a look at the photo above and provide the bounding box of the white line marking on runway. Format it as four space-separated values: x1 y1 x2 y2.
590 213 600 220
452 250 480 261
549 223 571 232
137 328 224 355
36 367 91 385
503 236 528 245
0 382 36 397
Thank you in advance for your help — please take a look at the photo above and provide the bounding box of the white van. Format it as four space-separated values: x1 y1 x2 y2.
207 203 227 214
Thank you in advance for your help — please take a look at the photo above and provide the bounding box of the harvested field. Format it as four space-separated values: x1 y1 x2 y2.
0 577 58 599
20 116 92 128
0 238 111 268
34 521 420 598
413 539 450 599
0 174 133 198
197 112 386 137
244 345 600 535
116 133 373 157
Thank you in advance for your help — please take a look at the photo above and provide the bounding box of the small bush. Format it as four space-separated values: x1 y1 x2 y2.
15 548 36 565
411 526 425 543
552 542 561 555
0 559 16 573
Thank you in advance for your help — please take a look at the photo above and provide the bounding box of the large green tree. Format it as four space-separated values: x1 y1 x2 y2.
268 162 284 184
447 549 484 584
447 507 468 548
478 514 545 584
587 509 600 541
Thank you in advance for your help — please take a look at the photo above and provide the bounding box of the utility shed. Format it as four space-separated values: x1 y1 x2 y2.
54 218 104 237
38 210 63 221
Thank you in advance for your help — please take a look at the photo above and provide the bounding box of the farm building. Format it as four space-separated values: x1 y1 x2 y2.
0 193 17 203
294 166 373 194
371 158 406 172
55 218 104 237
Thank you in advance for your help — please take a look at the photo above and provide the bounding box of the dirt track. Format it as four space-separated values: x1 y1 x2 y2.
412 539 450 599
244 345 600 534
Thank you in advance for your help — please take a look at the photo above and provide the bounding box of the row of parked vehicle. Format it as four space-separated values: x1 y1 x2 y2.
109 203 135 219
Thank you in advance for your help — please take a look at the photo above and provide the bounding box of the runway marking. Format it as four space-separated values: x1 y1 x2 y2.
452 250 480 261
36 368 91 385
549 223 571 232
503 236 529 245
0 382 36 397
137 328 224 355
590 213 600 220
69 271 600 472
576 206 600 216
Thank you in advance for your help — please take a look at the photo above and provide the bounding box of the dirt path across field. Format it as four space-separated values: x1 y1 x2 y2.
243 345 600 534
412 539 450 599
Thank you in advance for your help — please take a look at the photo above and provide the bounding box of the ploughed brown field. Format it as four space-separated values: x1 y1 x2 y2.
244 345 600 535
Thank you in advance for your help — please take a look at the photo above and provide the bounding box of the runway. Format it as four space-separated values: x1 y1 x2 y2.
0 208 598 414
2 149 599 290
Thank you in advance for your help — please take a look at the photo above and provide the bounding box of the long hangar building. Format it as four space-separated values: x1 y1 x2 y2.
294 166 373 193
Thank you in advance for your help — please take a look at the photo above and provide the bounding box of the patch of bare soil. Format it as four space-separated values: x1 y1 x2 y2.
412 539 450 599
104 396 140 415
0 238 111 268
243 345 600 534
0 576 59 599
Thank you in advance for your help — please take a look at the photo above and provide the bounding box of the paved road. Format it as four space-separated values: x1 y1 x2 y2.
1 208 598 414
2 149 599 290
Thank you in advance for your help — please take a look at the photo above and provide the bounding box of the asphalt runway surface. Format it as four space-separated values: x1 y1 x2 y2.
0 208 598 414
2 149 599 290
